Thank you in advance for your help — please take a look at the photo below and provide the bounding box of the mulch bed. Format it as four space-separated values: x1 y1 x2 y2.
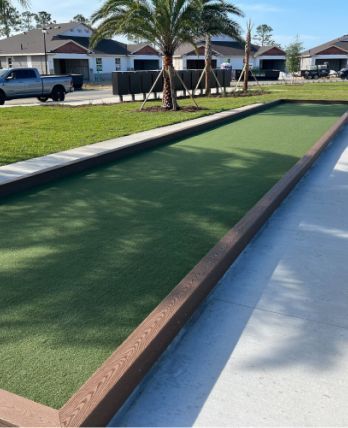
139 106 207 113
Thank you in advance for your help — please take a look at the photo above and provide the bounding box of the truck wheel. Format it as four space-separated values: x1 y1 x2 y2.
314 75 319 80
51 86 65 102
38 97 48 102
0 91 5 105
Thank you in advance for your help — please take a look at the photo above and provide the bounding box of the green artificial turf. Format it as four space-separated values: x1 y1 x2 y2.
0 82 347 166
0 102 347 408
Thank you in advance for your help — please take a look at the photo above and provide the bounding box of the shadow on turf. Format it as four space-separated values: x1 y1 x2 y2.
0 113 347 412
260 102 348 118
111 122 348 427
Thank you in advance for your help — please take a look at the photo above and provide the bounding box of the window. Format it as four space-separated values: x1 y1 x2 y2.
6 69 36 80
96 58 103 72
14 69 37 79
7 57 12 68
115 58 121 71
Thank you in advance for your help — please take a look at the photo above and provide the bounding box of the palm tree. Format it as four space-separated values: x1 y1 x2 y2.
91 0 199 110
199 0 243 95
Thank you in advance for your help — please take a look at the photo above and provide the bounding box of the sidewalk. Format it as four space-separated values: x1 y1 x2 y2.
111 124 348 427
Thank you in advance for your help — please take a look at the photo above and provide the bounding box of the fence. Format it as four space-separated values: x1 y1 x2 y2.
235 69 280 81
112 69 232 100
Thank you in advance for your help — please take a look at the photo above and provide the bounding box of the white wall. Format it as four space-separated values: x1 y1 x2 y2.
173 57 183 69
227 57 245 70
315 54 348 60
300 56 314 69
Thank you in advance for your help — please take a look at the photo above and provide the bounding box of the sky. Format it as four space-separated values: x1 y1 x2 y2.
25 0 348 49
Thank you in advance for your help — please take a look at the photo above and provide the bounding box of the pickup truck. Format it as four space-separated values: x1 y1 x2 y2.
0 67 73 105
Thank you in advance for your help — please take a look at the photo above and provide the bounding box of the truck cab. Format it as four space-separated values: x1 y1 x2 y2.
0 68 73 105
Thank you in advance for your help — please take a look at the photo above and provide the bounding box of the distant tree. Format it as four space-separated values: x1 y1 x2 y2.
72 14 90 25
253 24 275 46
0 0 28 20
286 37 303 73
34 11 55 28
20 10 36 31
0 1 21 37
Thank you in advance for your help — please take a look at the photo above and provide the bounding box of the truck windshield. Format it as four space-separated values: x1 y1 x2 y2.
0 69 9 78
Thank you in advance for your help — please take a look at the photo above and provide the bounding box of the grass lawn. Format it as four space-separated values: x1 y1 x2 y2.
0 82 347 166
0 102 347 409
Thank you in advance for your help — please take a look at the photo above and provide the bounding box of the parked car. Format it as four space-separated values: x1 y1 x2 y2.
338 68 348 80
301 65 330 80
0 68 73 105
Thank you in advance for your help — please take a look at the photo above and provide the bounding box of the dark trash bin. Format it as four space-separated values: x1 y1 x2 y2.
69 74 84 90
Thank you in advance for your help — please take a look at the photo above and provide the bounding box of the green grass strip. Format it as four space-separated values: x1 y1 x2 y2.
0 82 347 166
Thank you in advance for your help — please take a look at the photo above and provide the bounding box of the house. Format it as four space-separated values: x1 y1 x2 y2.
0 22 162 81
0 27 287 81
301 35 348 71
127 43 162 70
173 36 286 72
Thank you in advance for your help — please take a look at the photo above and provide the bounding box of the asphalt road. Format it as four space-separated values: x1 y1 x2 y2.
3 89 116 107
2 78 346 108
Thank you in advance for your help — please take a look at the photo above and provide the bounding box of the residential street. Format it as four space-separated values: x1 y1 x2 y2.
2 79 345 108
3 88 116 107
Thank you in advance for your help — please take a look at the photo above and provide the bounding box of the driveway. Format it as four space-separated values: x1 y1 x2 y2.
2 89 118 107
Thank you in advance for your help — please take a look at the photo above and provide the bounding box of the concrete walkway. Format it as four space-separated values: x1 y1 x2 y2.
111 124 348 427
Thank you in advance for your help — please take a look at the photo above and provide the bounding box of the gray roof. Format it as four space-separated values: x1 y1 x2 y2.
126 43 159 54
302 35 348 56
254 45 286 57
174 40 278 57
57 35 128 55
0 23 128 56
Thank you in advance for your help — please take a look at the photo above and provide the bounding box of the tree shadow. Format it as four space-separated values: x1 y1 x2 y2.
110 125 348 427
259 102 348 118
0 146 300 408
0 103 346 410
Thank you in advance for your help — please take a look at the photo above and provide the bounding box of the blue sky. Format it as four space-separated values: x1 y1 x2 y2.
26 0 347 49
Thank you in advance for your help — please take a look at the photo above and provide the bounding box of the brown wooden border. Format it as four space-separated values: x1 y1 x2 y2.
0 101 347 427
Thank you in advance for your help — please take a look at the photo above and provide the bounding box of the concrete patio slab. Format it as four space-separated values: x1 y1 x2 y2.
111 124 348 426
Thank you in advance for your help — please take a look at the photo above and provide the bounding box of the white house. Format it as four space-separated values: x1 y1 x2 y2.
173 36 286 72
0 27 287 81
301 35 348 71
0 22 162 81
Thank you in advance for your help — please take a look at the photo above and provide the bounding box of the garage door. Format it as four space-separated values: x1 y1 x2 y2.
186 60 217 69
134 60 160 70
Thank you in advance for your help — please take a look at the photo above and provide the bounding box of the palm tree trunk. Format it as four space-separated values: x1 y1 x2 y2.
162 55 178 110
205 33 212 96
243 24 252 93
